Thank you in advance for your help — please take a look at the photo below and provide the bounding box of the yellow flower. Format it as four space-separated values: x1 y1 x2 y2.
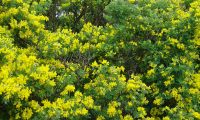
147 69 155 76
108 82 117 90
16 0 23 3
49 80 56 86
146 117 155 120
71 39 80 51
120 66 125 72
164 80 171 86
42 99 51 107
137 107 147 118
150 62 157 68
163 116 170 120
48 110 56 117
123 115 133 120
29 100 40 110
101 59 109 65
107 106 116 117
130 41 137 46
81 108 88 115
96 115 105 120
15 102 22 109
22 108 33 120
84 84 90 89
119 75 126 81
83 23 93 33
93 31 100 37
19 88 32 100
15 113 20 119
127 82 140 91
91 61 99 67
61 85 75 95
80 43 90 53
75 108 88 116
189 88 199 94
193 112 200 119
119 41 125 47
153 97 163 105
82 96 94 108
177 43 185 50
171 89 178 98
128 102 133 107
9 8 19 15
63 111 69 118
10 18 18 29
38 65 49 73
74 91 83 98
169 38 179 46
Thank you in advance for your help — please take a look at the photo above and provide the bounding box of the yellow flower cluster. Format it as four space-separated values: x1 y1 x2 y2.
107 105 117 117
60 85 75 95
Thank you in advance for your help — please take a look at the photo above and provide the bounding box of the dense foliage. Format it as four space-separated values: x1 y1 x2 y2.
0 0 200 119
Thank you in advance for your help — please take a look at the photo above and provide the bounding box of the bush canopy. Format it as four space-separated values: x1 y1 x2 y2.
0 0 200 119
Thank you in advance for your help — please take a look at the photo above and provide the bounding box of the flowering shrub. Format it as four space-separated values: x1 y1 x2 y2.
0 0 200 119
